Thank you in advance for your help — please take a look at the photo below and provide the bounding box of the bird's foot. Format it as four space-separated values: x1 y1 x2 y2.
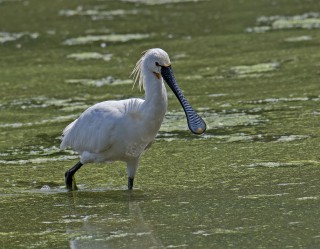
128 177 134 190
65 170 78 191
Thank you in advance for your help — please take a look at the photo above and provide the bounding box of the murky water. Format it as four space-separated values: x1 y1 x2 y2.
1 0 320 248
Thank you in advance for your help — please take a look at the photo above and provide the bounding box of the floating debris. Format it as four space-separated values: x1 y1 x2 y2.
297 196 318 201
0 32 39 44
213 228 239 234
240 97 312 104
245 26 271 33
67 52 112 61
172 53 187 60
246 162 304 168
273 18 320 30
275 135 309 142
277 182 305 186
59 7 139 20
122 0 202 4
230 62 279 78
208 93 227 98
65 76 132 87
247 12 320 33
284 35 312 42
239 193 289 199
62 33 150 46
219 134 255 143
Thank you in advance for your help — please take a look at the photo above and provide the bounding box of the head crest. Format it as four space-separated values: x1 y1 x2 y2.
130 50 148 91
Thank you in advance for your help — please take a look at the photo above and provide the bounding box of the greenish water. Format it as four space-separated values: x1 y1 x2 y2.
1 0 320 248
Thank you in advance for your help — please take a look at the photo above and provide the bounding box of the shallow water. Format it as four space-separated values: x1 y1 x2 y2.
1 0 320 248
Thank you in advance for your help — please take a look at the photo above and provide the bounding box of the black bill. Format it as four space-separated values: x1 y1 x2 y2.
161 66 206 135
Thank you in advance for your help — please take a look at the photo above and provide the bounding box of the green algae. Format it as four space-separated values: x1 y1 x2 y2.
160 111 263 133
65 77 132 87
1 0 320 248
247 12 320 33
121 0 203 5
59 7 139 20
284 35 313 42
62 34 151 46
0 31 39 43
66 52 112 61
230 62 280 78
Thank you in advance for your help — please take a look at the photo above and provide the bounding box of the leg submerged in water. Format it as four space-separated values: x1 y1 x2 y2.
128 177 134 190
126 159 139 190
65 161 83 191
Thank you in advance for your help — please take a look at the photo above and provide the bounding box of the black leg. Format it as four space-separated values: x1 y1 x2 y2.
128 177 134 190
65 161 83 191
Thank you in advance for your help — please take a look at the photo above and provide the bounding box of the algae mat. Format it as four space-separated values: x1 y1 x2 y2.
1 0 320 248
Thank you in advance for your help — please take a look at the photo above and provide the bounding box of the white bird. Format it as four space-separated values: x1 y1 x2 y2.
60 48 206 191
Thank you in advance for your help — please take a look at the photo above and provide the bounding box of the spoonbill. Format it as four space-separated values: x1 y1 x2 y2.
60 48 206 191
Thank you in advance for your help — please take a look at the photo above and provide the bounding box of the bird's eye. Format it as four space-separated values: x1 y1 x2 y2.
155 62 160 67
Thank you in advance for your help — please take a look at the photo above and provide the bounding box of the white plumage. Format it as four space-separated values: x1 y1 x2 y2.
61 97 161 165
61 48 206 190
61 49 169 190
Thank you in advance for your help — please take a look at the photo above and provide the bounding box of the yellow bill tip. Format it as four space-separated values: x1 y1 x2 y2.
196 127 204 134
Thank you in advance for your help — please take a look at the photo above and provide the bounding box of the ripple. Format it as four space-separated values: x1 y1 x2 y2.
40 185 51 191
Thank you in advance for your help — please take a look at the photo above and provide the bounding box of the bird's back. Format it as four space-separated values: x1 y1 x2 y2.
60 98 144 154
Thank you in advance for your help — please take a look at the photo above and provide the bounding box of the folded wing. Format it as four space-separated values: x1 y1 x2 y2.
60 100 126 153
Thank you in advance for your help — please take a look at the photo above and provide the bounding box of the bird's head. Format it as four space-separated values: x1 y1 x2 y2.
131 48 171 89
142 48 171 79
131 48 206 135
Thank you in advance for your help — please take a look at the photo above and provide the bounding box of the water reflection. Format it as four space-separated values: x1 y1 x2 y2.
66 190 164 249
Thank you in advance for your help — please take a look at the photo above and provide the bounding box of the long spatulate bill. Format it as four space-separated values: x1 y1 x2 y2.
161 66 206 135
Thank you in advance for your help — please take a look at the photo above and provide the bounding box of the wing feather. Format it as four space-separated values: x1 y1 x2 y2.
60 100 126 153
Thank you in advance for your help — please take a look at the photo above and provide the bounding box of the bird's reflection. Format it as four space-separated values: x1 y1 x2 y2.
65 190 164 249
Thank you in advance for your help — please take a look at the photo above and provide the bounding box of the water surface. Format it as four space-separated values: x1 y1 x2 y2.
1 0 320 248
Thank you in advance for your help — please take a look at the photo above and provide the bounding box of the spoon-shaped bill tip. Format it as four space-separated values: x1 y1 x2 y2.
161 66 207 135
187 110 206 135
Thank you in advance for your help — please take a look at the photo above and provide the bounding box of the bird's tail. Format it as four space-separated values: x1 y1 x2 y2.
60 119 77 150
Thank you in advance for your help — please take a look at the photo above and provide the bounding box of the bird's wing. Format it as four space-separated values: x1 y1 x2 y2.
60 99 142 153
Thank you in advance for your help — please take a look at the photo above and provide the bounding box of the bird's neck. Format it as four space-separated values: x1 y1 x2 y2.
141 68 168 120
